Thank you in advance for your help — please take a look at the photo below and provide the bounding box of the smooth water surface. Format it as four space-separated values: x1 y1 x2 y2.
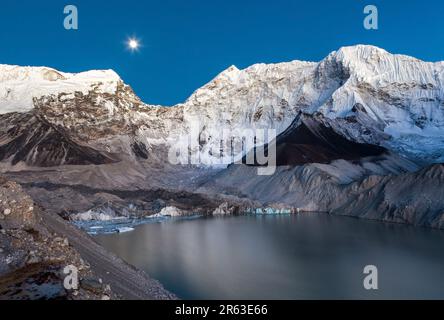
95 214 444 299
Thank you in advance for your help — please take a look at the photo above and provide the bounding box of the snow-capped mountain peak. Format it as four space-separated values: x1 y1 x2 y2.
324 45 444 84
0 64 121 114
1 44 444 166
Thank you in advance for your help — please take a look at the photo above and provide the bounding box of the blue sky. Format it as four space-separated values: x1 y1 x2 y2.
0 0 443 105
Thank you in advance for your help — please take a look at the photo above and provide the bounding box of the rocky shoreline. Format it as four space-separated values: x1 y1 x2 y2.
0 176 177 300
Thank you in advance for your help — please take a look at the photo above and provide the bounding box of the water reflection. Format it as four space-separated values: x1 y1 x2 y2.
95 214 444 299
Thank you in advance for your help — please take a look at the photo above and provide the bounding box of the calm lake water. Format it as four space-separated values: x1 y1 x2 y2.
95 214 444 299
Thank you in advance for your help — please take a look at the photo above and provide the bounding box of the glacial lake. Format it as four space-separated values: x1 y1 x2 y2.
95 214 444 299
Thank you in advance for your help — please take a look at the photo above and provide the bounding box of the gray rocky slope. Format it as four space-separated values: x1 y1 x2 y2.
0 176 176 300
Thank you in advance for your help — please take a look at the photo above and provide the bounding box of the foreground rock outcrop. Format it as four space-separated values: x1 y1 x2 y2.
0 176 176 300
0 176 113 299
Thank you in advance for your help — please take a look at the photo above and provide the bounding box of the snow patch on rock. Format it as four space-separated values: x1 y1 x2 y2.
152 206 184 217
0 64 121 114
71 210 117 222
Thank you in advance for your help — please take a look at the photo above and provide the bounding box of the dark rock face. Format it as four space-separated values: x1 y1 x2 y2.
0 113 116 167
131 142 149 159
243 113 386 166
274 116 386 165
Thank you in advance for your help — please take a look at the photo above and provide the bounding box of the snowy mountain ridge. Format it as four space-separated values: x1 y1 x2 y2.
0 64 121 114
1 45 444 165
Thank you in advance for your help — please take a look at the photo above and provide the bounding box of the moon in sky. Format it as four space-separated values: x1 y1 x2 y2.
127 38 140 51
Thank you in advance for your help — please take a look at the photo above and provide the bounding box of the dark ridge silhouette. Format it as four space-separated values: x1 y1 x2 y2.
0 113 116 167
242 114 386 166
